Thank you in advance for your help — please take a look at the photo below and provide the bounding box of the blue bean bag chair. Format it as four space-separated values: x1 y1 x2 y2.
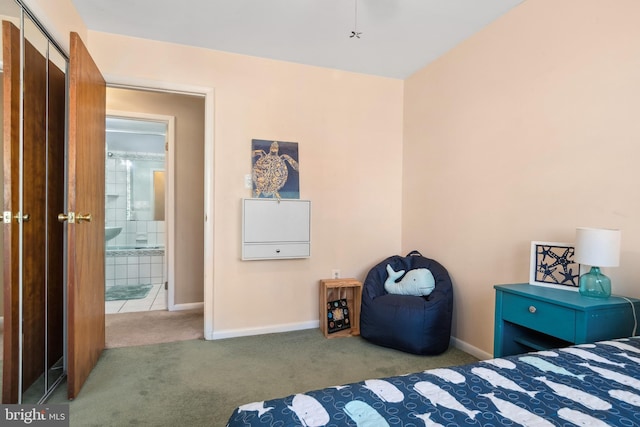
360 250 453 355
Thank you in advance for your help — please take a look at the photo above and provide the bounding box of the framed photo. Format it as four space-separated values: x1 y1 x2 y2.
326 299 351 334
529 241 580 290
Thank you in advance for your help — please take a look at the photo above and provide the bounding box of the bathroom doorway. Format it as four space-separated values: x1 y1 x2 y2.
103 86 206 316
104 114 172 314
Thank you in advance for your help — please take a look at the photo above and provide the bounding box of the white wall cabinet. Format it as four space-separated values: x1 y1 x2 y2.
242 198 311 260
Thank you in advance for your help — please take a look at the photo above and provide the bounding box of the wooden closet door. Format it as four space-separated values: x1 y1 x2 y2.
66 31 106 400
1 19 66 404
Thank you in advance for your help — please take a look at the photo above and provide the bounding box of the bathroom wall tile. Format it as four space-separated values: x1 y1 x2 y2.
105 265 115 280
151 263 163 279
115 265 127 279
127 264 139 278
115 171 126 184
139 264 151 279
116 196 126 209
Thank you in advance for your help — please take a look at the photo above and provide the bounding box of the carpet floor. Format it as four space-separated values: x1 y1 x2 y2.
42 329 478 426
105 308 204 348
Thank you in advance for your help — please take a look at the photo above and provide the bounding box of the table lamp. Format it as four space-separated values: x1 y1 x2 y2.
574 227 621 298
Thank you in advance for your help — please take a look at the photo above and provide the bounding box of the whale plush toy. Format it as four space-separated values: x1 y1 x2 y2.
384 264 435 296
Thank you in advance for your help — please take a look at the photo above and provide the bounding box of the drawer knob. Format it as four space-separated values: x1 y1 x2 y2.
276 249 281 253
528 305 537 314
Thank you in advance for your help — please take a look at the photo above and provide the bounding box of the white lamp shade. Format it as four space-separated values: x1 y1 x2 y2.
574 227 621 267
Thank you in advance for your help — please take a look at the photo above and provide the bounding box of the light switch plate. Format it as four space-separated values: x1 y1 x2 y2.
244 174 253 189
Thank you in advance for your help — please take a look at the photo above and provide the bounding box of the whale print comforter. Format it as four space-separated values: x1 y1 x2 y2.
226 337 640 426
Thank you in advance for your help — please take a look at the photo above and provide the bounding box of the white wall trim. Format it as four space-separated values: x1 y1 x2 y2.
211 320 320 340
170 302 204 312
450 336 492 360
202 89 215 340
104 73 215 341
211 324 493 362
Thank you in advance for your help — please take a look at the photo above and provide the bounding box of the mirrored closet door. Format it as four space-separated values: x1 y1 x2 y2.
2 0 68 403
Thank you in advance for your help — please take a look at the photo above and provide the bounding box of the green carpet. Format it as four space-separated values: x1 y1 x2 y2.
39 329 478 426
105 284 153 301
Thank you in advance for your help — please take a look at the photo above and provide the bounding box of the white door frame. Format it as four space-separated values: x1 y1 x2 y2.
105 75 215 340
106 109 176 308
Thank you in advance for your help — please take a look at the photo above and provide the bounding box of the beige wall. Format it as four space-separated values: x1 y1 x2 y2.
106 87 205 305
32 0 640 354
22 0 86 53
403 0 640 355
13 0 404 336
89 34 404 334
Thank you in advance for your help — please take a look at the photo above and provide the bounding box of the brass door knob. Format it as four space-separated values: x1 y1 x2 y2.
58 212 75 223
13 213 30 223
58 212 91 223
76 213 92 223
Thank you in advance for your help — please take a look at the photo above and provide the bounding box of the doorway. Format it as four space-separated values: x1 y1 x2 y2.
106 84 209 324
104 114 172 314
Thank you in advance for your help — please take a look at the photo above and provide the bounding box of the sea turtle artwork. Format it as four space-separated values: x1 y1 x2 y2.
251 139 300 199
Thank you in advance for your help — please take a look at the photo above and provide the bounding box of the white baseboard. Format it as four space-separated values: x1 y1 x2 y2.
207 319 493 362
210 320 320 340
450 336 492 360
168 302 204 312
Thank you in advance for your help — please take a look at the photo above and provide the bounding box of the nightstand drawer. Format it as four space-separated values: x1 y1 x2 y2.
502 293 576 342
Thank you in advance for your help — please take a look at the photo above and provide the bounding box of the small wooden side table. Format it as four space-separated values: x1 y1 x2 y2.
319 278 362 338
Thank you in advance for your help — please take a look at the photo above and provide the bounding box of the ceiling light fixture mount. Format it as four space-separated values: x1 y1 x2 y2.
350 0 362 39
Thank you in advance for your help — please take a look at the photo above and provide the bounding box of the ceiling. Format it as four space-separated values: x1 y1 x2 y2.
71 0 524 79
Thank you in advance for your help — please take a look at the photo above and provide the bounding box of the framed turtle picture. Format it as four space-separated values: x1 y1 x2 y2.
529 241 580 290
251 139 300 199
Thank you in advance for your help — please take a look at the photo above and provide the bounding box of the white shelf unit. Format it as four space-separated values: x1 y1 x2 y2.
242 198 311 260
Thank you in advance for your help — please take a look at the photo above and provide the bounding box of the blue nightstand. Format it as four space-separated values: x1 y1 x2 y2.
494 283 640 357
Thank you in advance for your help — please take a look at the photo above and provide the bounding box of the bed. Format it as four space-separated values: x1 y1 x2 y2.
226 337 640 426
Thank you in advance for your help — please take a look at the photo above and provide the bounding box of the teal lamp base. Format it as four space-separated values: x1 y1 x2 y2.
579 266 611 298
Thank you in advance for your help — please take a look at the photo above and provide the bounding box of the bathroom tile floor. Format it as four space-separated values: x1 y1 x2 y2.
105 283 167 314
